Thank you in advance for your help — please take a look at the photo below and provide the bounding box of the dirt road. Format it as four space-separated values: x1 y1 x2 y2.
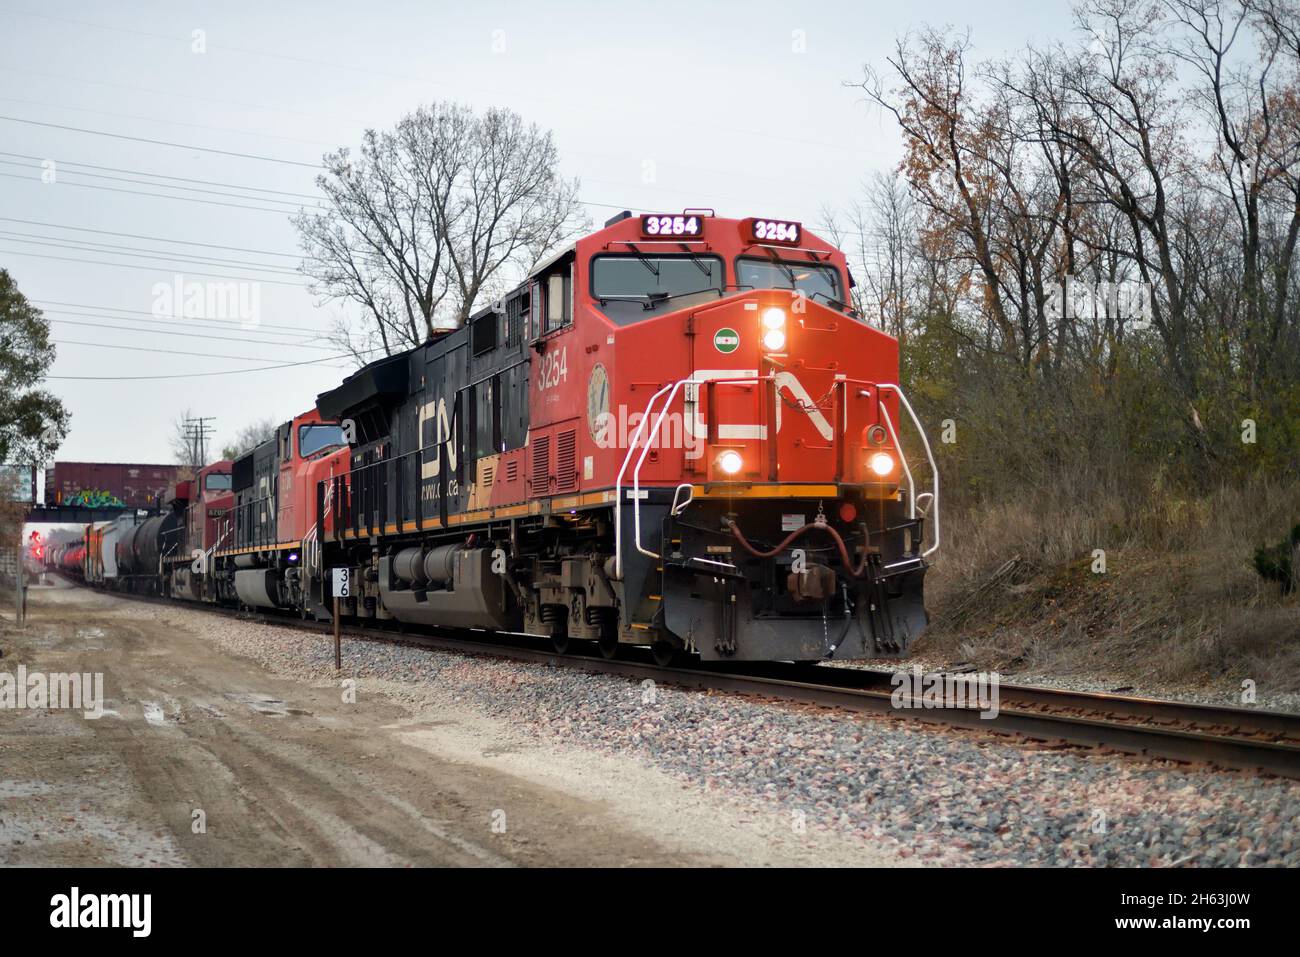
0 580 896 867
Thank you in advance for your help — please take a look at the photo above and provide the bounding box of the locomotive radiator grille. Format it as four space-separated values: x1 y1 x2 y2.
556 429 577 492
531 435 551 493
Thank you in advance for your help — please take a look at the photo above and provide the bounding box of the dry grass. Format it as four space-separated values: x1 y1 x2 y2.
920 478 1300 693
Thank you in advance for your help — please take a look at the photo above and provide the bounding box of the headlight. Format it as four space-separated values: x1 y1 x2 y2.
869 452 894 477
717 450 744 475
761 307 786 330
762 329 786 351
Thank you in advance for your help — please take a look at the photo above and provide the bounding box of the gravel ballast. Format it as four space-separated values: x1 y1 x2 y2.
142 601 1300 867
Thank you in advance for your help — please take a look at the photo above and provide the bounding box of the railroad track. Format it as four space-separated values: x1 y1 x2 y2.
54 580 1300 780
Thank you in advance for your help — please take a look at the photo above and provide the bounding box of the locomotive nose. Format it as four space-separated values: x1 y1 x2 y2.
689 292 858 485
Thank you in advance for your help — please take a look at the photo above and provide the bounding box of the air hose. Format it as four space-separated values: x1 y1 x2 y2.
722 518 874 578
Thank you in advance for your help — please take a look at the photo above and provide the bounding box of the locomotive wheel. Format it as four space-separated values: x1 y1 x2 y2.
597 631 620 660
551 633 571 655
650 640 678 668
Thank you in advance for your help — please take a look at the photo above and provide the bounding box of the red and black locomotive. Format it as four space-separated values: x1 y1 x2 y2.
63 211 940 663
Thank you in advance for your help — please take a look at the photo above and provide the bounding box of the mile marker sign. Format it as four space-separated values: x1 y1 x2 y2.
332 567 351 598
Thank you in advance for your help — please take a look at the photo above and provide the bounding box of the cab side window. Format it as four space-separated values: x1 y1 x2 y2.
544 267 571 334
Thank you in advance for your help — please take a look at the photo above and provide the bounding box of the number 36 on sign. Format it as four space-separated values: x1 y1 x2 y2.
332 567 351 598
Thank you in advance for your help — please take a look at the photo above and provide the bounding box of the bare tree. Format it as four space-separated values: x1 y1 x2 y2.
295 102 587 359
220 417 279 460
822 172 927 345
856 0 1300 475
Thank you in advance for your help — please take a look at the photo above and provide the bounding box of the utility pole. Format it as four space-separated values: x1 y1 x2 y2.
183 417 217 470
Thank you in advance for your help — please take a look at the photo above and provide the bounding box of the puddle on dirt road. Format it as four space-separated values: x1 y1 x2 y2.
222 692 310 717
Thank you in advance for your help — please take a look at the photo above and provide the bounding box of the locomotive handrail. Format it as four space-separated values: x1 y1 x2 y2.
615 375 941 578
615 379 683 576
616 374 766 577
207 519 231 563
876 383 940 559
318 443 442 538
878 404 917 517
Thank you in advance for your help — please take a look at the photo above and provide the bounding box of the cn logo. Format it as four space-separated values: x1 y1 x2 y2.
418 397 458 479
688 369 833 442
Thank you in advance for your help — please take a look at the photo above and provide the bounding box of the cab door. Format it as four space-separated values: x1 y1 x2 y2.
277 424 295 542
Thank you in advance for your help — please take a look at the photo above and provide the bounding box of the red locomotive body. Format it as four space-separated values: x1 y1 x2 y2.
160 460 234 601
315 211 938 662
212 409 348 613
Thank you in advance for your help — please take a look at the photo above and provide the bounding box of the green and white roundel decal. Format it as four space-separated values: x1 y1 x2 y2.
713 327 740 354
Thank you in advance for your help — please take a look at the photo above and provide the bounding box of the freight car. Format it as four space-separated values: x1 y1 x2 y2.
44 462 183 509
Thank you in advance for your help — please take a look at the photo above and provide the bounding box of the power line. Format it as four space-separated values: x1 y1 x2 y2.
30 299 324 336
0 171 315 215
0 231 303 275
0 217 301 258
0 112 718 222
0 115 634 213
0 115 320 168
0 152 321 200
47 348 382 381
0 158 311 207
51 337 350 364
0 97 339 151
43 308 326 344
0 247 310 286
3 10 852 153
47 316 334 350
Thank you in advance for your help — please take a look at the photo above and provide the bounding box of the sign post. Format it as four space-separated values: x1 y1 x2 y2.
331 567 351 671
16 543 23 627
14 530 24 628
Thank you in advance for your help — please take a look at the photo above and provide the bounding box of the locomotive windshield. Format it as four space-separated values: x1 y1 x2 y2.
299 424 347 457
205 473 232 491
736 257 843 306
591 254 725 322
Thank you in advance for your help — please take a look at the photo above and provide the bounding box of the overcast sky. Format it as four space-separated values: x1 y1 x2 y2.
0 0 1077 469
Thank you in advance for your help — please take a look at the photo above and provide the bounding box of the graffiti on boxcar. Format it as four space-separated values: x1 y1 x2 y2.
63 488 127 508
